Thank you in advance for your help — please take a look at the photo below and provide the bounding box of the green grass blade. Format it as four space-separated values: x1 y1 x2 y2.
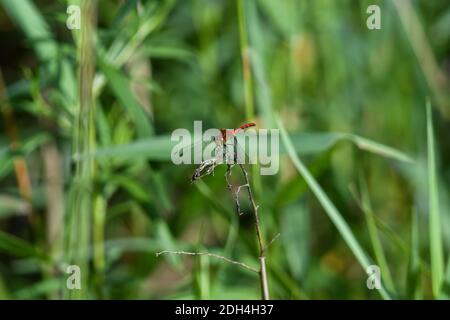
98 59 153 138
0 276 9 299
0 231 45 259
141 45 193 62
277 116 392 300
286 132 414 163
280 203 310 281
347 134 414 163
92 193 106 297
89 136 172 160
406 208 422 299
443 256 450 298
0 0 56 60
427 101 444 298
1 0 76 104
64 0 97 300
90 131 413 164
110 0 139 29
15 278 60 299
358 176 396 294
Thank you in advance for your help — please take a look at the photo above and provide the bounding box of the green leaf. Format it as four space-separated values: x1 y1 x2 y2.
406 208 422 299
15 278 60 299
0 275 9 299
357 176 396 294
281 203 310 281
89 135 172 160
110 175 152 204
0 231 45 259
155 221 182 269
110 0 139 29
277 116 392 300
141 45 193 62
0 0 76 104
286 132 414 163
89 131 413 163
427 101 444 298
99 59 154 138
0 133 51 178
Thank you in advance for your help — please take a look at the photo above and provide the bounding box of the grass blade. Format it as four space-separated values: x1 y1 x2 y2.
357 176 396 295
406 208 421 299
98 59 153 138
347 134 414 163
426 101 444 298
90 131 413 164
287 132 414 163
277 116 392 300
89 135 172 160
64 0 97 299
0 231 45 259
0 0 76 104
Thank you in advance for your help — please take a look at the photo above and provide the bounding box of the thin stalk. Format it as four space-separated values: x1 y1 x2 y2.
238 163 269 300
393 0 450 117
406 207 421 299
156 250 258 274
349 179 396 295
93 193 106 298
426 101 444 298
64 0 97 299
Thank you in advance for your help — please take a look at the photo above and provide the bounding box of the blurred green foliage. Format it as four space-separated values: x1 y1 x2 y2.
0 0 449 299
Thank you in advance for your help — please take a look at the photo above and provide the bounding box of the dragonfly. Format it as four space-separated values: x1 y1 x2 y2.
177 122 256 182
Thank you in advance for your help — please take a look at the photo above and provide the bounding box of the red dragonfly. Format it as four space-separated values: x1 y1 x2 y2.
177 122 256 181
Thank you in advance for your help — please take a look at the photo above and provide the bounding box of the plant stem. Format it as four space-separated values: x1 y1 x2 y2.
426 101 444 298
65 0 97 299
156 250 258 273
238 163 269 300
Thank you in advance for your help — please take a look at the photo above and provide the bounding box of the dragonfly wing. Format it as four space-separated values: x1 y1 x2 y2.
177 138 218 167
177 138 199 156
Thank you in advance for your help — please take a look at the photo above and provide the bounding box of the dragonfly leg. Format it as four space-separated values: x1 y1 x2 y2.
225 164 232 191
